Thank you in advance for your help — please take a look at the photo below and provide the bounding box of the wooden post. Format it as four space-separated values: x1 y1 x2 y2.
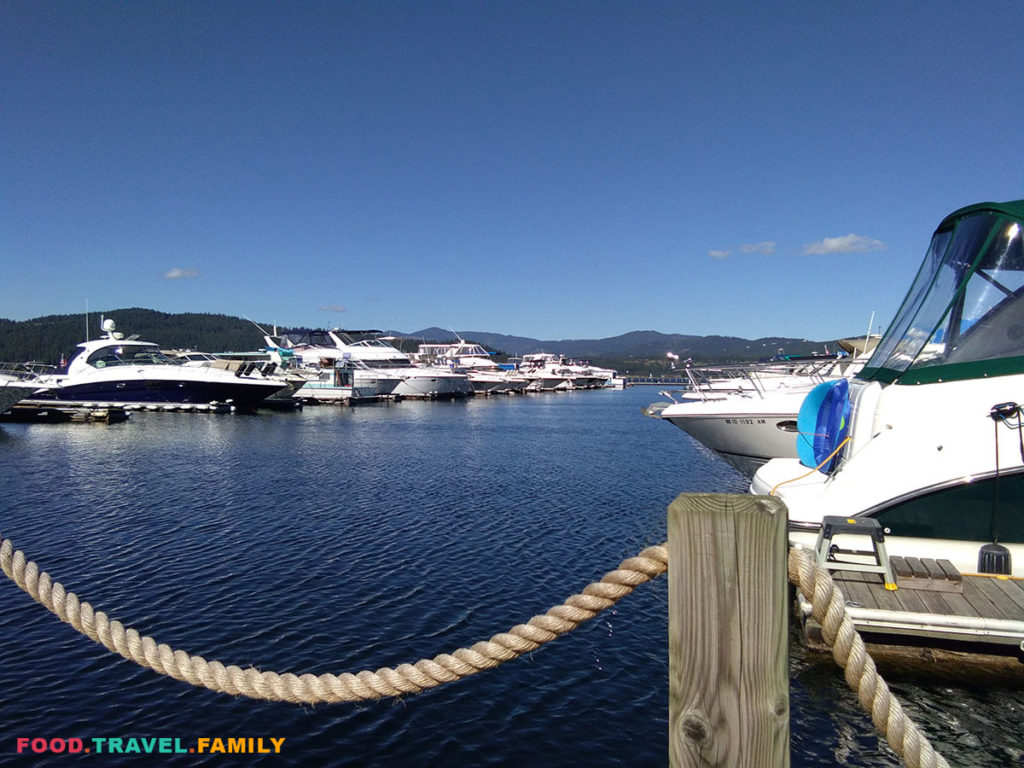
669 493 789 767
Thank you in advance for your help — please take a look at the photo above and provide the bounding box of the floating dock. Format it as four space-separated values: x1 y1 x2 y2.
798 557 1024 659
0 401 130 423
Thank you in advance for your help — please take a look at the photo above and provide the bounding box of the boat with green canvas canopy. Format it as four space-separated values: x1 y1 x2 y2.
752 199 1024 577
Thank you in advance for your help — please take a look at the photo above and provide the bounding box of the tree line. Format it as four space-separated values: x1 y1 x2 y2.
0 309 273 365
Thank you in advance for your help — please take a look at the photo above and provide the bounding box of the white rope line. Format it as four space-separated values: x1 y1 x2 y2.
1 533 949 767
788 545 950 768
0 534 667 703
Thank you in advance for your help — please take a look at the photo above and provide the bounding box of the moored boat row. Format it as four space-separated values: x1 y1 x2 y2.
0 322 622 415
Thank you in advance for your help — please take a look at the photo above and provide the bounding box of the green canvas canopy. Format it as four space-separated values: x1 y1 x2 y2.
860 200 1024 385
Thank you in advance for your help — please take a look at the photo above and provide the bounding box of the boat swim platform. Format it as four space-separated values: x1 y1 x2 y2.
797 556 1024 665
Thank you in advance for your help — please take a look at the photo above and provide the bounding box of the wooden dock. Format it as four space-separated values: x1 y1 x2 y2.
797 556 1024 658
0 401 130 423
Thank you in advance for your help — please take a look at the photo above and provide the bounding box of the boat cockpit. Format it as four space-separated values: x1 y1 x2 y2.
861 202 1024 385
84 343 174 368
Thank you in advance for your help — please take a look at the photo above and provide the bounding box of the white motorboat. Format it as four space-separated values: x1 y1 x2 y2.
589 364 624 388
647 386 810 477
646 350 870 477
292 361 377 404
0 366 43 414
516 353 574 391
262 331 402 397
327 330 471 399
414 341 528 394
269 329 470 399
32 319 287 409
558 360 607 389
751 199 1024 576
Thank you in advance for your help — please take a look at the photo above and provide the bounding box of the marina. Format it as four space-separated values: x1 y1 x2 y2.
0 387 1022 766
5 2 1024 762
5 201 1024 763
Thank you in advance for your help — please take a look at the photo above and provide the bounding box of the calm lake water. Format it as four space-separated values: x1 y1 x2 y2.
0 386 1021 766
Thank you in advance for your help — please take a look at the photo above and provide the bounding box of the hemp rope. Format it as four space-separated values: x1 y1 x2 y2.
0 535 667 703
1 534 948 767
788 545 950 768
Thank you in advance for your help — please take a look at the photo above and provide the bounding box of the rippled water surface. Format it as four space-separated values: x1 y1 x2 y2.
0 387 1021 766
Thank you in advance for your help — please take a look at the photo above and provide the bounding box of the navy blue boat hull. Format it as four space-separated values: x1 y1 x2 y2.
34 378 283 406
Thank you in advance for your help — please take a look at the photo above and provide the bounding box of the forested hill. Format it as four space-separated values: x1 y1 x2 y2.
0 309 275 364
0 309 837 371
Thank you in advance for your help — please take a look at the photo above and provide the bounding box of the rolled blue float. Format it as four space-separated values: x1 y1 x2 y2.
796 378 850 472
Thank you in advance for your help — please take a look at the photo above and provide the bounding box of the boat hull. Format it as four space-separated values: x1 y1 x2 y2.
662 410 799 477
392 369 471 399
34 376 284 407
751 376 1024 576
295 384 377 403
0 381 40 414
655 388 809 477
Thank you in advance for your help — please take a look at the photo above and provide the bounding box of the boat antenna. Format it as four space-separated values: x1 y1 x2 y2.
243 315 271 335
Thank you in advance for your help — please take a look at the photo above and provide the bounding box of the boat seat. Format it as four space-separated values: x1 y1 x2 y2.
814 515 897 590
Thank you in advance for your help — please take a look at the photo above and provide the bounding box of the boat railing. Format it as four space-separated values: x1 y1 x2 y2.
677 358 842 402
0 361 57 380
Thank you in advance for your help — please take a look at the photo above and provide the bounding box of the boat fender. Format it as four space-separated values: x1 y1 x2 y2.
978 542 1012 575
796 379 850 472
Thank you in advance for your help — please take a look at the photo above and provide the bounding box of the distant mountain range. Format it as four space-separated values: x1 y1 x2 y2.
0 309 846 371
402 327 829 361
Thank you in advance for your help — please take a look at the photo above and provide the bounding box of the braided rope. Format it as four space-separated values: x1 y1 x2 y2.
0 533 949 767
788 545 950 768
0 534 667 703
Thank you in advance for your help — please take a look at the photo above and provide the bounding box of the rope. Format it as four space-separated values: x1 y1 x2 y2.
0 533 949 767
789 545 950 768
0 534 667 704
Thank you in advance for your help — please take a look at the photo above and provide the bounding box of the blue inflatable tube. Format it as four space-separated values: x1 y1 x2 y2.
796 378 850 472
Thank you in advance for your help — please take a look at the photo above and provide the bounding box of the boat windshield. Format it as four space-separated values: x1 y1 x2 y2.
861 202 1024 384
86 343 173 368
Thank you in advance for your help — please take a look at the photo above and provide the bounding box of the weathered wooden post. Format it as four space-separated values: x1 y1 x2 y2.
669 493 789 767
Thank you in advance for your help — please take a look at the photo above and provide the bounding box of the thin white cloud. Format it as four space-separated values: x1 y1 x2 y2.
320 304 347 313
164 268 199 279
709 249 730 260
803 234 885 255
741 241 776 255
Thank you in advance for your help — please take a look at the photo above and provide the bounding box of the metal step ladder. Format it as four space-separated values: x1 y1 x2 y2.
814 515 898 591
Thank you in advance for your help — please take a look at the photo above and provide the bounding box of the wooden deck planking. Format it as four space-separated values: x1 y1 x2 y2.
966 576 1024 620
928 590 978 618
833 570 1024 622
804 566 1024 654
962 578 1014 621
834 573 880 610
913 589 956 616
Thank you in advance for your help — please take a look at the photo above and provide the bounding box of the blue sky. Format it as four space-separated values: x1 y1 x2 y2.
3 1 1022 343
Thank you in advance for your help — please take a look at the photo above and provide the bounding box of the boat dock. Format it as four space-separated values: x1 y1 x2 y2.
0 401 130 423
798 558 1024 659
